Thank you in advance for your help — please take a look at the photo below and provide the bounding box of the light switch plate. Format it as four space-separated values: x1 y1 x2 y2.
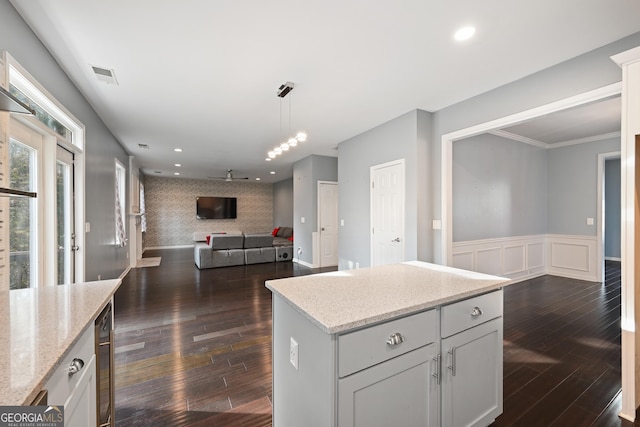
432 220 442 230
587 217 594 225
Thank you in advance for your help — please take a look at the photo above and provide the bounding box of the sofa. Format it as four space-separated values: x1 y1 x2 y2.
193 230 292 269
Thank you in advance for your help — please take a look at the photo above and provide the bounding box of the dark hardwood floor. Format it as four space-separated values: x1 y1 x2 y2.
114 250 634 426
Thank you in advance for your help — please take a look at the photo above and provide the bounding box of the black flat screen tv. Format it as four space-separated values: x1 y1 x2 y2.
196 196 237 219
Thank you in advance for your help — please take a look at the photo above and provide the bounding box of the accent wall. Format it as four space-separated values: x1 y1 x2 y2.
144 176 273 248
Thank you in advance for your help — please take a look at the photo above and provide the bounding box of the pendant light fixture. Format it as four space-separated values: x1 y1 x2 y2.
266 82 307 161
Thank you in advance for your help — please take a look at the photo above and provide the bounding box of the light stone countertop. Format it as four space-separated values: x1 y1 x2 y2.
266 261 510 334
0 279 121 406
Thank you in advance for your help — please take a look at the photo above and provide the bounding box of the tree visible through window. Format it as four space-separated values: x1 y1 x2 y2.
9 140 36 289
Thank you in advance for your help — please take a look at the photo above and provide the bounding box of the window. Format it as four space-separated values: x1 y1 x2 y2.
115 160 127 247
3 51 86 287
8 138 39 289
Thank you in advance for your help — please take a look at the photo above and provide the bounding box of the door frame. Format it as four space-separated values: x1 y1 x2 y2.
597 151 621 283
440 82 622 265
317 180 338 267
370 159 406 266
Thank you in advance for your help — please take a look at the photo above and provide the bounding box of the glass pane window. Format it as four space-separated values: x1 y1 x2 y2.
56 158 72 285
8 84 72 141
9 140 38 290
115 161 126 247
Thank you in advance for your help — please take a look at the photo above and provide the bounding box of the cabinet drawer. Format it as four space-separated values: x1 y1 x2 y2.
45 325 95 406
338 309 437 378
441 289 503 338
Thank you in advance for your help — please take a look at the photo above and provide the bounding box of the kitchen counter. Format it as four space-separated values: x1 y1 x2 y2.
266 260 510 334
0 279 121 406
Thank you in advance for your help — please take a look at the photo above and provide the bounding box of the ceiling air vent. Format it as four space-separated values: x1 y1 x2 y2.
138 143 149 149
90 65 118 85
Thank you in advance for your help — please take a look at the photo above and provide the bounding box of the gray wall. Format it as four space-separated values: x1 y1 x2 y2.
605 158 621 259
273 178 293 228
337 109 432 269
293 155 338 265
1 1 130 281
452 134 547 241
430 31 640 263
546 138 620 236
144 176 273 247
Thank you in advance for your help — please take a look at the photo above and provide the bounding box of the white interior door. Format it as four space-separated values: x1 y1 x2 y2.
371 159 405 266
319 181 338 267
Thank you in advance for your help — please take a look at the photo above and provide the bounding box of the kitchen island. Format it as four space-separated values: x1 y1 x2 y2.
0 279 121 410
266 261 510 427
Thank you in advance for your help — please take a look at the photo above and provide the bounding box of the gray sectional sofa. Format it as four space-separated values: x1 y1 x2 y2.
193 231 292 269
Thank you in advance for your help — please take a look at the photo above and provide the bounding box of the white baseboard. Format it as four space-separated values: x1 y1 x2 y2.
605 256 622 262
452 234 600 282
293 258 315 268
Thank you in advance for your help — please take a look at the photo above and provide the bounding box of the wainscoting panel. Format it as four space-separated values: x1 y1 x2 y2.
547 235 597 281
504 245 526 275
452 234 598 282
451 251 474 271
476 247 502 275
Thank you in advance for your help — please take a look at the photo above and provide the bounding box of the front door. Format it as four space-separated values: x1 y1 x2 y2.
371 159 405 266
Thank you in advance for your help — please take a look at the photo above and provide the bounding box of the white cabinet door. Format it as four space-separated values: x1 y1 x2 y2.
441 318 503 427
338 344 439 427
65 354 97 427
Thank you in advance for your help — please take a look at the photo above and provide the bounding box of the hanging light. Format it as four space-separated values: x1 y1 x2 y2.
267 81 308 161
295 131 307 142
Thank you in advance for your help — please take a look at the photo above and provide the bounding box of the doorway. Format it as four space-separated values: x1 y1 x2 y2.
370 159 405 266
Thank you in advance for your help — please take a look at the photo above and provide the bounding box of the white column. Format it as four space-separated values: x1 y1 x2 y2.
612 45 640 422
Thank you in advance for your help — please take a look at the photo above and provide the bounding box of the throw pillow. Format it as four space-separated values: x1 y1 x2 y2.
206 235 211 245
272 227 280 237
276 227 286 237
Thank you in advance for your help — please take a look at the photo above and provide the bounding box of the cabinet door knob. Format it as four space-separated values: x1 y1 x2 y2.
471 306 483 318
386 332 405 346
68 358 84 375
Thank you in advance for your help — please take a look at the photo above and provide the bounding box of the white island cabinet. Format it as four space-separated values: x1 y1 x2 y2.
266 261 509 427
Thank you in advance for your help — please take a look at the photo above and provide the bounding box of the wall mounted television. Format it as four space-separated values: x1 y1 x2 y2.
196 196 237 219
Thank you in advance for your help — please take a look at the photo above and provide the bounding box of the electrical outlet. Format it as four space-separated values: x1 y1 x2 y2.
297 247 302 256
97 274 101 280
355 262 360 269
290 337 299 370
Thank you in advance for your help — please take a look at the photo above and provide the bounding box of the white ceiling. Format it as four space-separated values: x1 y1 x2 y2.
9 0 640 182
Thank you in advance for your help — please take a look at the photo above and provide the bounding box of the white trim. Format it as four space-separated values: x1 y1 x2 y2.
441 82 622 265
488 130 548 149
613 44 640 421
551 131 621 149
605 256 622 262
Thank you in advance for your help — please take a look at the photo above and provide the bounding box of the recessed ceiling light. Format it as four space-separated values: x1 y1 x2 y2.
265 158 272 162
174 148 183 152
454 26 476 41
174 172 180 176
174 163 181 167
270 171 276 175
256 178 261 181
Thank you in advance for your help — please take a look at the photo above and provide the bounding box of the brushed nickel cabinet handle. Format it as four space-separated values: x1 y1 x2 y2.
386 332 405 346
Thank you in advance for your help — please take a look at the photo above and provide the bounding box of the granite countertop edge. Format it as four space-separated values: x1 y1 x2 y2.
0 279 122 406
266 262 510 335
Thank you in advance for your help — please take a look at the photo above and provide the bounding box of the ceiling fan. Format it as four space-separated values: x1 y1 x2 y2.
208 169 249 182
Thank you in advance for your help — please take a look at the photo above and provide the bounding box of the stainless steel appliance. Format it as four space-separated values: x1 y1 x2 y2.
95 303 114 427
